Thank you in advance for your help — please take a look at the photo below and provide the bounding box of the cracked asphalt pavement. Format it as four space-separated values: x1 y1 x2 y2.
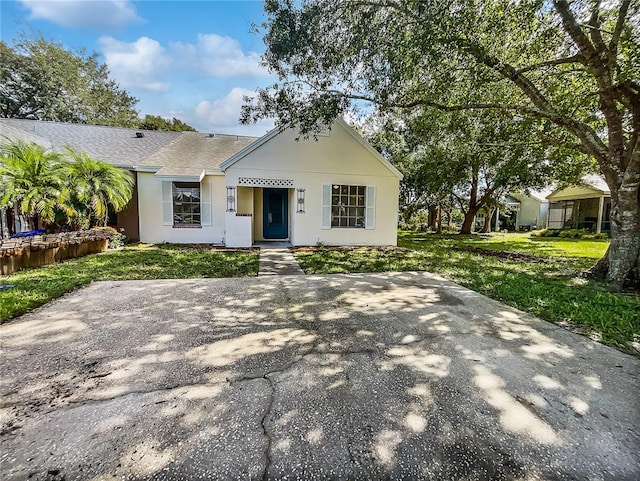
1 272 639 480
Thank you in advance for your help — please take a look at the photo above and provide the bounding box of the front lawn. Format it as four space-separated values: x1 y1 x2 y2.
0 244 259 322
293 231 639 354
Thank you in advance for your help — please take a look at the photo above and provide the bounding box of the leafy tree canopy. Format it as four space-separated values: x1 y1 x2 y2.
138 114 197 132
243 0 639 289
1 34 140 127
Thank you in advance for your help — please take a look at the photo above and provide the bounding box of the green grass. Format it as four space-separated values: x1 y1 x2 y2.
0 244 259 322
293 231 639 354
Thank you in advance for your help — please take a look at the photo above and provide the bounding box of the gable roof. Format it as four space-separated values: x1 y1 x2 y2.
510 187 554 203
1 118 402 181
580 174 610 194
547 174 610 200
219 118 403 179
527 188 555 202
136 131 258 177
0 118 181 169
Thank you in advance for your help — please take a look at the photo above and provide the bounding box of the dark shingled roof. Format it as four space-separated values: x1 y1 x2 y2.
137 131 258 176
0 118 181 168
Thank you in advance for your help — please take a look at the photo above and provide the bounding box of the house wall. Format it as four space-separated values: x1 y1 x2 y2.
116 171 140 241
237 187 253 214
225 124 400 246
137 172 226 244
515 196 548 229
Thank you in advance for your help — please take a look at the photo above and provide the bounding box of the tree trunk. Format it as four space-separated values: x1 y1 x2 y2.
428 206 438 230
14 204 33 232
435 205 442 234
604 185 639 290
481 207 495 233
445 209 452 228
460 207 480 234
460 165 482 235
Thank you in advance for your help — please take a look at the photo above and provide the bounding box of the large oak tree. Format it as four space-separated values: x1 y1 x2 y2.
242 0 639 290
1 35 139 127
371 108 567 234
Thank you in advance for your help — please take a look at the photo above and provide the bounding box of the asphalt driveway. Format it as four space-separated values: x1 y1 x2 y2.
1 272 638 480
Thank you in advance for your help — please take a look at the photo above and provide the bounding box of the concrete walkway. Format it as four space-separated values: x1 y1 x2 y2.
257 243 304 276
1 272 638 480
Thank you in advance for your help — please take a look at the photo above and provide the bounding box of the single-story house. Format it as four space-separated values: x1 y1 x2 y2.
546 175 611 233
0 118 402 246
0 118 182 239
502 189 552 231
473 189 551 232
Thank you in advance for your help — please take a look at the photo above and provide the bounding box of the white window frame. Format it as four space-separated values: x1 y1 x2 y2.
161 180 212 227
321 184 375 230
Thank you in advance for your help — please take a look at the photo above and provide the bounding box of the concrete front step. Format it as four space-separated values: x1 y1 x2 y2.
257 246 304 276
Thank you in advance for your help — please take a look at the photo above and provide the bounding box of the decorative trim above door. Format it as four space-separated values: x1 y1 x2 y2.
238 177 294 188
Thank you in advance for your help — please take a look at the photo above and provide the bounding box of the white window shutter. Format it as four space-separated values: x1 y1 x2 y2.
201 180 212 226
365 186 376 229
321 184 331 229
162 181 173 225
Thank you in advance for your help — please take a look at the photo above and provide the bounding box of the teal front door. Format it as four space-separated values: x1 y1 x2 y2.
263 189 288 239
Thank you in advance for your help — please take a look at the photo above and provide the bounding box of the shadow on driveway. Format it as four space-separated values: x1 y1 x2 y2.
1 272 638 480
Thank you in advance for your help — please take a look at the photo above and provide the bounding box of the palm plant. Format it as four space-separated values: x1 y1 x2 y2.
62 147 134 227
0 140 66 229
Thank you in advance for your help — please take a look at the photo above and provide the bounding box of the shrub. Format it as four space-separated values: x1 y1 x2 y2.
99 226 128 249
559 229 592 238
533 229 610 240
441 225 460 234
532 229 560 237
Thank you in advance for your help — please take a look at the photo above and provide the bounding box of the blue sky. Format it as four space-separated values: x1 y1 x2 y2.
1 0 276 135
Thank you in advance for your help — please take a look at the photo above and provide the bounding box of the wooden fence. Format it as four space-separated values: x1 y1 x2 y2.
0 229 112 275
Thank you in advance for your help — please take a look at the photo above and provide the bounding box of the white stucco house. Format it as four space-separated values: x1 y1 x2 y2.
137 119 402 246
1 118 402 246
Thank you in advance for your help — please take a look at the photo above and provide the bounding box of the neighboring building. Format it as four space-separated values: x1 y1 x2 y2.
473 189 551 232
546 175 611 233
503 189 552 231
0 118 402 246
0 118 182 240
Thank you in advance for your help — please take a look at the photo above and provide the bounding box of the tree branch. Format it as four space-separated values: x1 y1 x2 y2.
609 0 632 72
451 192 465 211
553 0 599 64
330 89 610 161
553 0 627 169
516 54 584 74
587 0 607 53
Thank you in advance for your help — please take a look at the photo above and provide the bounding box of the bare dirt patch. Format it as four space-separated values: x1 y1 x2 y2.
452 246 551 264
291 246 409 254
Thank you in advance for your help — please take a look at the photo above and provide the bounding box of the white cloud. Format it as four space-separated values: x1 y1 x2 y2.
98 33 270 93
192 34 267 78
99 36 171 92
194 88 274 136
169 34 268 78
20 0 143 31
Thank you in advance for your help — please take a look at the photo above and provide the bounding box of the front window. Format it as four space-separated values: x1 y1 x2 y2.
331 184 365 228
173 182 200 226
